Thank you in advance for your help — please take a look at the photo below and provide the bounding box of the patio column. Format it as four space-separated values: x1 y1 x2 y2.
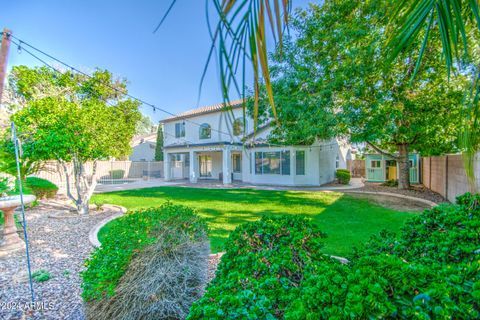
164 151 171 181
222 147 232 184
189 151 198 183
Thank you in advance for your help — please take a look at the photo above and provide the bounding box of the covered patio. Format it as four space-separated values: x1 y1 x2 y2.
163 144 243 185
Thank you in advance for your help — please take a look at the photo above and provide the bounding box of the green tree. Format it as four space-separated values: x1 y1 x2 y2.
262 0 469 189
155 125 164 161
9 66 141 214
135 113 154 136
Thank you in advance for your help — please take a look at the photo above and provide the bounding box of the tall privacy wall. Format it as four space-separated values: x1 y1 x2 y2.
34 160 164 195
421 154 480 203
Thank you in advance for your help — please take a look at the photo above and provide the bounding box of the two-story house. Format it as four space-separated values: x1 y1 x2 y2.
161 100 353 186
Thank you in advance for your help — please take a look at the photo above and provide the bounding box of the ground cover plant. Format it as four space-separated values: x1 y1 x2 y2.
81 203 209 319
188 193 480 319
93 186 414 256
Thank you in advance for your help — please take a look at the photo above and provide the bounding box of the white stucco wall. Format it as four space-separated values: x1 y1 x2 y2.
129 142 156 161
163 108 254 147
161 105 352 186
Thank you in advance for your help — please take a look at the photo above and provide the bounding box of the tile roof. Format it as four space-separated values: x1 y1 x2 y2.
161 99 244 123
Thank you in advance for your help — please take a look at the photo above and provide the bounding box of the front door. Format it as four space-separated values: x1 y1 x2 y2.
385 160 397 180
199 155 212 178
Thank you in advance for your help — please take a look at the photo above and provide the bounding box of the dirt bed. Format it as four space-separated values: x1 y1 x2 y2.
358 182 447 204
345 192 432 212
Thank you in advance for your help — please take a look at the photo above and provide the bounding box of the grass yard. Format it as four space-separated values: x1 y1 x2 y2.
94 186 416 256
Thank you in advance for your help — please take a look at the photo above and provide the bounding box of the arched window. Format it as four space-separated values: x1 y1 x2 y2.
199 123 211 139
233 118 244 136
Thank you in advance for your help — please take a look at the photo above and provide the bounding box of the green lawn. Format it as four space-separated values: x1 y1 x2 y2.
94 186 416 256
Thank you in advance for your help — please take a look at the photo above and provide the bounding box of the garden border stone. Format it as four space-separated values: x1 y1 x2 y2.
343 190 437 207
88 205 127 247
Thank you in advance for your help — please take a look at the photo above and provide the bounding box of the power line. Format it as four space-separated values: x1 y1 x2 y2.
8 35 243 137
8 33 341 150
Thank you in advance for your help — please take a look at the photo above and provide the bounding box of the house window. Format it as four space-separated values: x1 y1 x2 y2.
199 123 211 139
335 154 340 169
233 118 244 136
199 155 212 177
296 151 305 175
371 160 381 168
232 154 241 173
175 122 185 138
255 151 290 175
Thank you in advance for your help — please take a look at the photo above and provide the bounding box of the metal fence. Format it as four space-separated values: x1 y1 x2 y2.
33 160 164 195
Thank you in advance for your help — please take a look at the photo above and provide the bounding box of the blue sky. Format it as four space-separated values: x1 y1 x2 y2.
2 0 313 123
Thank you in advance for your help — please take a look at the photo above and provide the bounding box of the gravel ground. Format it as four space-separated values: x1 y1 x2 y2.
207 253 223 283
358 182 447 204
0 201 118 320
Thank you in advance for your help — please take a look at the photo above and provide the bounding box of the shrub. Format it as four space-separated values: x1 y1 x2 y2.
32 269 52 282
381 179 398 187
109 169 125 179
26 177 58 199
347 192 480 318
86 223 209 320
189 193 480 319
81 203 208 303
335 169 351 184
188 215 333 319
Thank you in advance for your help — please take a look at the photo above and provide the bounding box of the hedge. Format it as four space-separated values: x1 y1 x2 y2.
336 169 351 184
188 193 480 319
81 203 208 302
26 177 58 199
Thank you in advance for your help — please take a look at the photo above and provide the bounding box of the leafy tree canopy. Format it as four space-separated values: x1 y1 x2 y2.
9 66 141 163
263 0 471 157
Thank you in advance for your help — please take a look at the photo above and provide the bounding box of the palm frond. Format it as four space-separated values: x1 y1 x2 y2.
207 0 291 129
391 0 480 191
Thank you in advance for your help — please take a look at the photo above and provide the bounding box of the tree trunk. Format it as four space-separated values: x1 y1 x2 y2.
71 157 98 215
397 144 410 190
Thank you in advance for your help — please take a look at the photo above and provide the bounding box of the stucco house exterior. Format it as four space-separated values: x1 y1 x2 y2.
161 100 353 186
129 133 157 161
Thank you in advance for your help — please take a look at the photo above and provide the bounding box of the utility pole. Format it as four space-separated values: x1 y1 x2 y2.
0 28 11 106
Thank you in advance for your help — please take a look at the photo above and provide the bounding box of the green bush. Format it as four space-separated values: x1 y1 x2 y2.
293 192 480 319
32 269 52 282
26 177 58 199
189 193 480 319
188 215 333 319
381 179 398 187
86 218 210 320
335 169 351 184
81 203 208 302
109 169 125 179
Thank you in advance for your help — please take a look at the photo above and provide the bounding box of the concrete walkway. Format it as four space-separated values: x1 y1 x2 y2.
94 177 365 193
